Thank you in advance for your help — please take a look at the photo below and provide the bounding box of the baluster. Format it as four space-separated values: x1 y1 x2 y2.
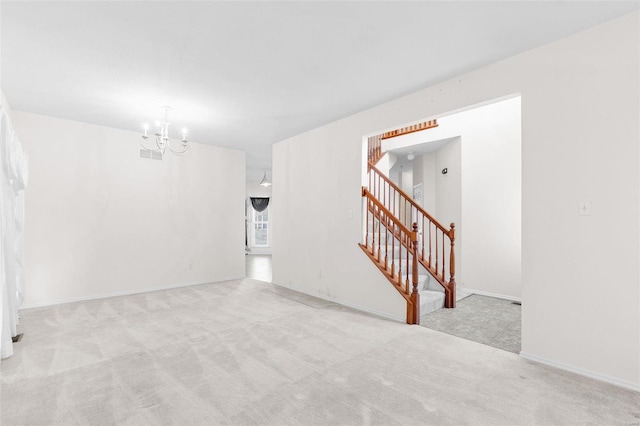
365 198 370 249
403 198 407 227
421 215 425 261
406 199 409 227
405 235 410 291
411 223 419 295
391 188 394 217
371 205 377 255
448 223 457 308
390 223 396 277
442 230 445 279
435 228 439 274
371 169 375 196
428 221 432 268
374 138 376 160
373 170 376 199
377 207 382 262
384 214 389 271
369 203 375 255
385 180 388 211
371 138 374 159
411 222 420 324
386 181 389 212
397 228 402 285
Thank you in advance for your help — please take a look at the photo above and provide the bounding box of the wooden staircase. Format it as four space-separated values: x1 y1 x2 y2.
360 120 457 325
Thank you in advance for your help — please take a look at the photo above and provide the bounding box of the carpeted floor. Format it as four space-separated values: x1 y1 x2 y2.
421 294 521 354
1 279 638 425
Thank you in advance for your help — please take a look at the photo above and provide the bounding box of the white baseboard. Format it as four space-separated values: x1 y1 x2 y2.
520 351 640 393
463 287 521 303
271 281 405 323
19 276 246 310
246 247 272 255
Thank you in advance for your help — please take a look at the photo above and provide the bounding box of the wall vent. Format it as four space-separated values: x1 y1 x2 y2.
139 148 163 161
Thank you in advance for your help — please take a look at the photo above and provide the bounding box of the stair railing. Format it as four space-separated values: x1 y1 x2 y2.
367 135 383 165
367 161 456 308
360 187 420 324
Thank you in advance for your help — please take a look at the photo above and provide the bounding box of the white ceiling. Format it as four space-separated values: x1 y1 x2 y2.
2 1 637 181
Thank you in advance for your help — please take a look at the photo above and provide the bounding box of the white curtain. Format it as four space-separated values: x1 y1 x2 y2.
0 106 28 360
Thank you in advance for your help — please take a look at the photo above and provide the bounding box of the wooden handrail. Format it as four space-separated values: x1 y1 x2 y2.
361 189 420 324
365 161 456 308
362 187 412 236
367 135 383 165
381 119 438 140
368 161 450 235
361 119 456 319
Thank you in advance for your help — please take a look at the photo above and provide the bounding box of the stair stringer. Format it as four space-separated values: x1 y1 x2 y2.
359 243 446 318
358 243 419 323
348 244 410 322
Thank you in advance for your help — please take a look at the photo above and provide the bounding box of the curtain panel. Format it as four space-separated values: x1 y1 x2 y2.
0 106 29 360
250 197 269 213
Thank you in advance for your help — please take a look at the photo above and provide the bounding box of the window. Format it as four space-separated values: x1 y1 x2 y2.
252 207 269 247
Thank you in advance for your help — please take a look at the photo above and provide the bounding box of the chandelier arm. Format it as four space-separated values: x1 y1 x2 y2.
167 139 189 156
155 135 168 155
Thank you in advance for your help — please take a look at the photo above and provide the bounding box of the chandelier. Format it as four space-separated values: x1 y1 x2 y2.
141 106 189 155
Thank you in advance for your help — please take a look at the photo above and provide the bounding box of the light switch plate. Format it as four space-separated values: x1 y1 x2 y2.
579 201 592 216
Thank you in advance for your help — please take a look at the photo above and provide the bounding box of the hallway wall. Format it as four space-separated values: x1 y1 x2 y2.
272 12 640 390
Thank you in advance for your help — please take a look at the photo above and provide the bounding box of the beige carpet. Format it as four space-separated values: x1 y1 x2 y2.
421 295 521 354
1 279 638 425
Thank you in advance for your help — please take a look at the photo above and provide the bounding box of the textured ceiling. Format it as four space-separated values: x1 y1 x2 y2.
2 1 637 181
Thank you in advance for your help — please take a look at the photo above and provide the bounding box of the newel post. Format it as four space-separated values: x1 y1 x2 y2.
447 223 456 308
410 222 420 324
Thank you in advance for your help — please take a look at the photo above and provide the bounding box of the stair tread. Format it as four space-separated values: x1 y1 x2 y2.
419 289 446 315
419 289 445 299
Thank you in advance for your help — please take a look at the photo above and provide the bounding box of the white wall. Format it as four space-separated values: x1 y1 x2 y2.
418 153 437 213
13 111 246 307
384 98 521 299
246 181 272 199
273 128 407 321
434 138 462 238
272 12 640 390
376 152 391 179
